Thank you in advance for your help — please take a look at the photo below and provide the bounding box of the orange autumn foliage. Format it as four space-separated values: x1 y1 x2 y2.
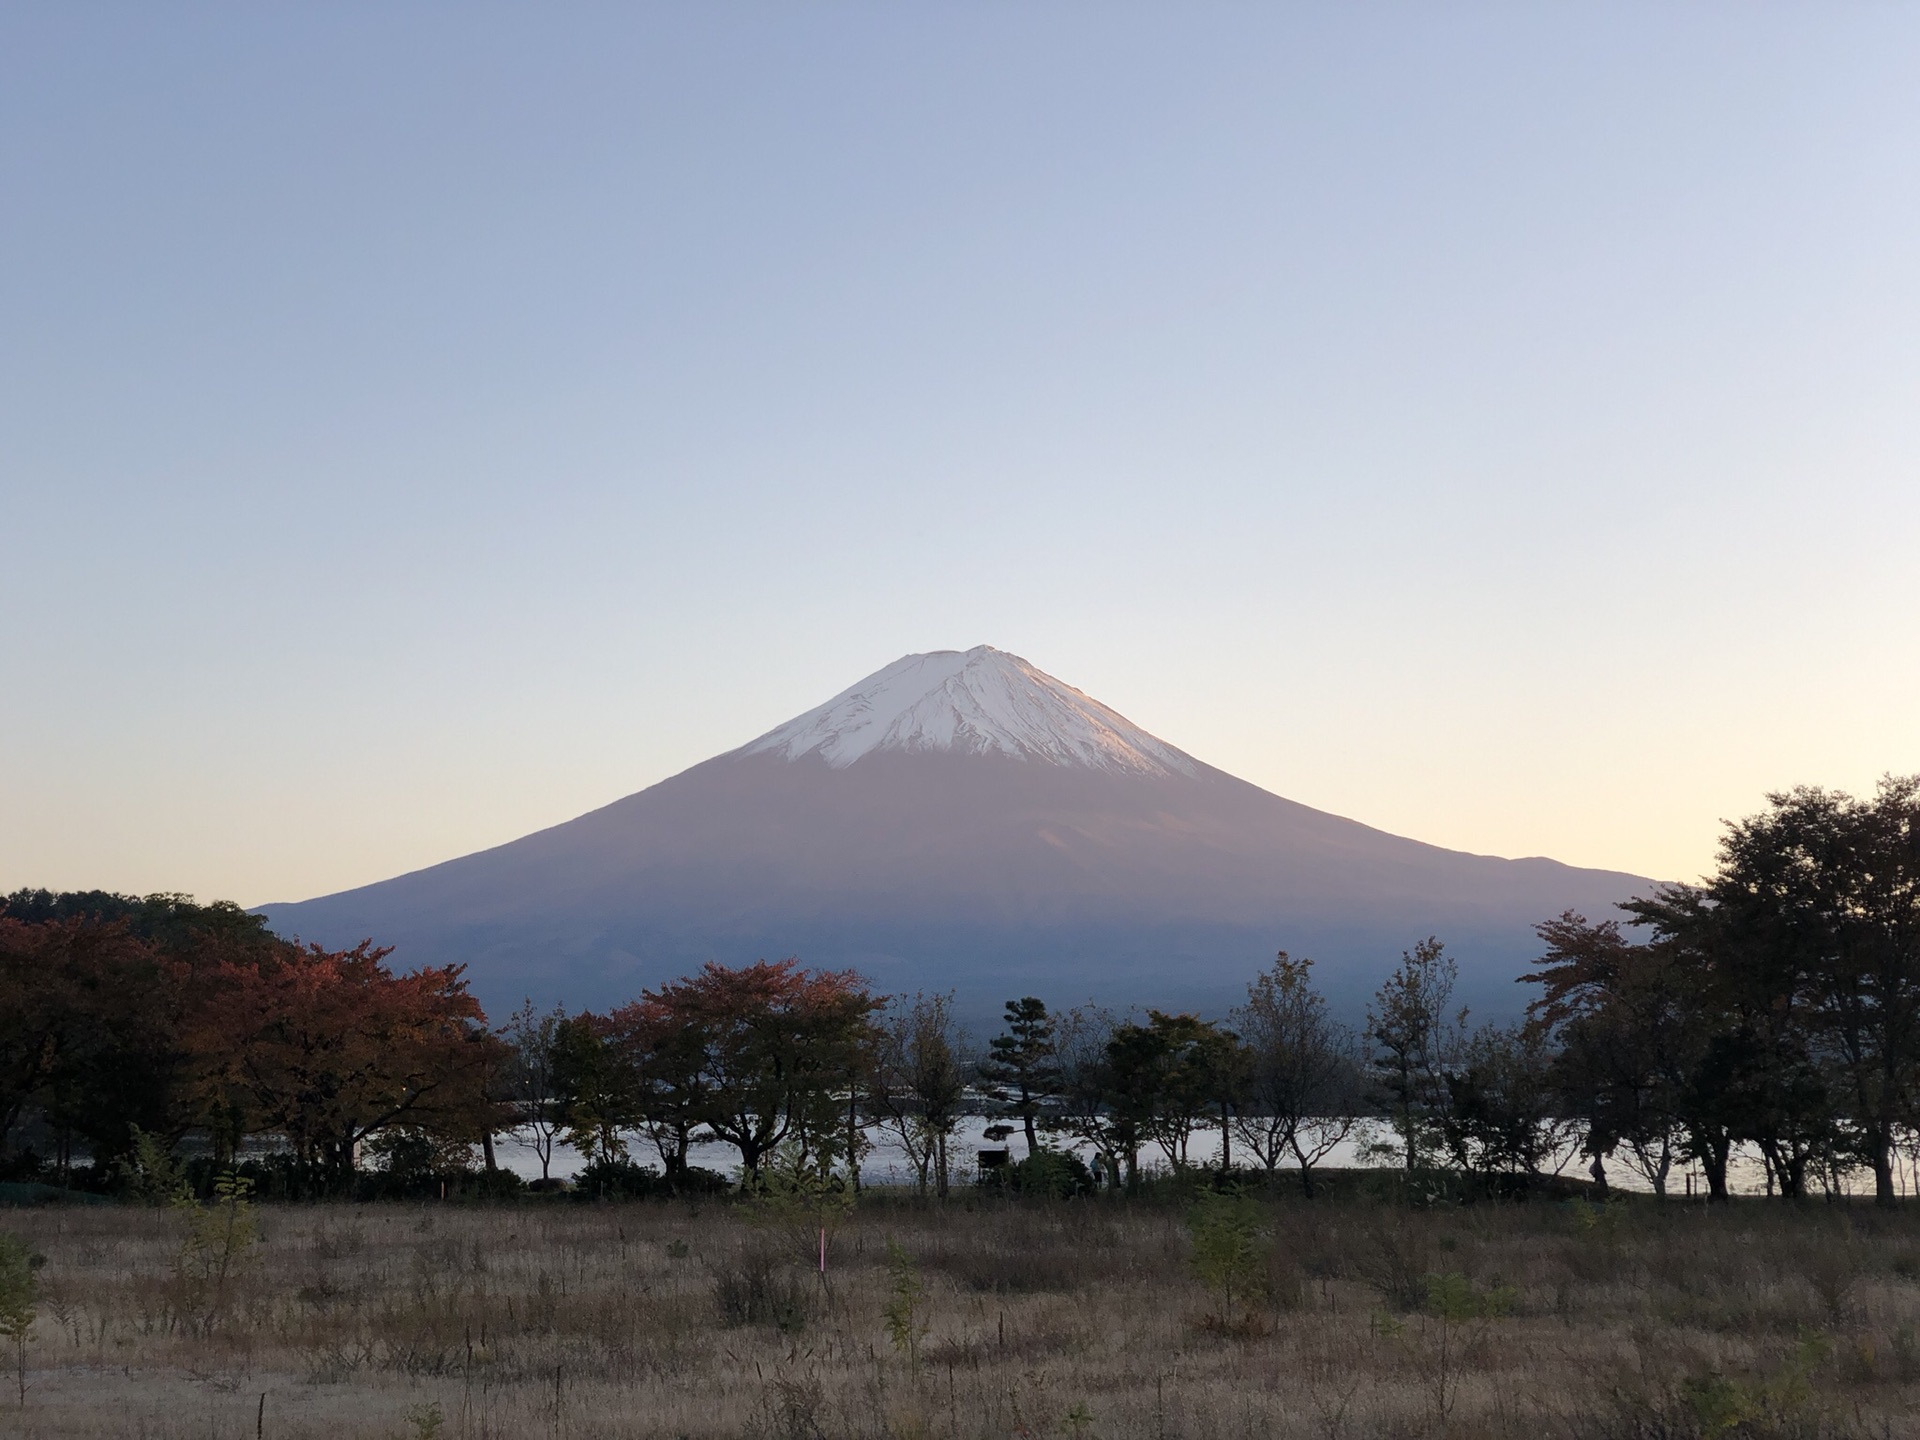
186 941 508 1178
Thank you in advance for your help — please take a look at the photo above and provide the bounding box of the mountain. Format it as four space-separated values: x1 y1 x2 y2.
259 646 1655 1021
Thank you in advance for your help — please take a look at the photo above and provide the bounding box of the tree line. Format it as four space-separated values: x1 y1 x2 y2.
3 777 1916 1204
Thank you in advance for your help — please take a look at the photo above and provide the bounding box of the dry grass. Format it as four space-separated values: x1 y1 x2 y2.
5 1186 1920 1438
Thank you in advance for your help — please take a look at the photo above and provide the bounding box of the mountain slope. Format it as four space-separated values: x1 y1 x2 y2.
260 647 1654 1019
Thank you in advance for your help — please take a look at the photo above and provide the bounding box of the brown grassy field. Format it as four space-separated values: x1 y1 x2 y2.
5 1184 1920 1439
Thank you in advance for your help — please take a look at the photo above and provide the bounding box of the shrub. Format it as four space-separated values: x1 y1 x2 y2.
979 1148 1096 1198
1185 1190 1272 1326
173 1171 261 1334
574 1157 670 1200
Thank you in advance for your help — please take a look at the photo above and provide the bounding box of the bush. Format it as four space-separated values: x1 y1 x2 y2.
574 1157 671 1200
671 1165 732 1196
980 1149 1097 1199
1186 1190 1272 1325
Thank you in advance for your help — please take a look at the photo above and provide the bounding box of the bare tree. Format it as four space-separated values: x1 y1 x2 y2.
868 993 969 1197
1045 1004 1122 1189
502 999 569 1182
1232 952 1363 1197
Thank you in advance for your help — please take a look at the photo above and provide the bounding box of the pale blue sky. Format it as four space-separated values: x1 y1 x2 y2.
4 5 1917 905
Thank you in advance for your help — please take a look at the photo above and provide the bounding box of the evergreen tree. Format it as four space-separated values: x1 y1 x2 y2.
981 997 1058 1157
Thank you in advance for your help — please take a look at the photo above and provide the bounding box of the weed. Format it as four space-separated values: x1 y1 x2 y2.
712 1247 812 1331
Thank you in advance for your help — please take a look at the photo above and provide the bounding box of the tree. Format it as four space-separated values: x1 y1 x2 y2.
552 1013 638 1166
1046 1004 1123 1189
980 997 1058 1158
188 942 505 1186
1367 938 1467 1176
1631 884 1844 1201
1105 1011 1240 1179
501 1001 569 1180
0 910 195 1176
1 892 306 1179
1438 1021 1575 1182
641 960 878 1183
1526 913 1699 1196
1232 952 1363 1197
1529 895 1837 1204
603 997 711 1186
0 1232 38 1406
1707 777 1920 1207
869 993 969 1197
1185 1190 1271 1327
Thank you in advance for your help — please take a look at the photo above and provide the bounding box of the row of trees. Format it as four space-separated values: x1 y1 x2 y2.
502 954 1363 1199
0 887 1371 1200
5 775 1915 1203
510 776 1920 1207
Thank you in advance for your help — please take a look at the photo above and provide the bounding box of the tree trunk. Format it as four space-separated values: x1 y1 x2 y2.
847 1089 861 1195
1871 1129 1897 1207
481 1130 497 1172
1220 1100 1232 1173
1023 1105 1038 1158
1700 1137 1731 1202
935 1130 949 1200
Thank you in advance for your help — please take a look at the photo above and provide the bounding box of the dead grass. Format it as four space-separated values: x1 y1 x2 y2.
4 1187 1920 1438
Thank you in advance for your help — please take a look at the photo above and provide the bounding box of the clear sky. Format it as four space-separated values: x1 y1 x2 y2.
4 5 1917 907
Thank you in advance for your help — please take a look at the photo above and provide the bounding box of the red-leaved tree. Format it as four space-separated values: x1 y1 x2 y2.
189 942 506 1185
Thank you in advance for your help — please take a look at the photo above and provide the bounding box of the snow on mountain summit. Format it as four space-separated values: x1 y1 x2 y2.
740 646 1201 776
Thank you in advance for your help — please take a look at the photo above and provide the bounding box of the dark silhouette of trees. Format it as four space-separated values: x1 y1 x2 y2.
1526 777 1920 1205
551 1012 637 1166
1707 778 1920 1206
1437 1021 1572 1181
1526 912 1700 1195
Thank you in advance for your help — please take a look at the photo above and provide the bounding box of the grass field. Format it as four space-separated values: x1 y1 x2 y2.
5 1182 1920 1439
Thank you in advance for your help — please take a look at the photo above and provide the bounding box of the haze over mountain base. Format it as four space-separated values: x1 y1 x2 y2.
260 648 1654 1022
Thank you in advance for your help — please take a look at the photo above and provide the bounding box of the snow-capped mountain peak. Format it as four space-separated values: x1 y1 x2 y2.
740 646 1200 776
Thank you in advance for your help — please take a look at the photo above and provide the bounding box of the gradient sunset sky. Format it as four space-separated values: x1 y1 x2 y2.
4 6 1917 906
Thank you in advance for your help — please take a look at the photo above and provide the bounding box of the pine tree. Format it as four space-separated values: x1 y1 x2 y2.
981 997 1058 1157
